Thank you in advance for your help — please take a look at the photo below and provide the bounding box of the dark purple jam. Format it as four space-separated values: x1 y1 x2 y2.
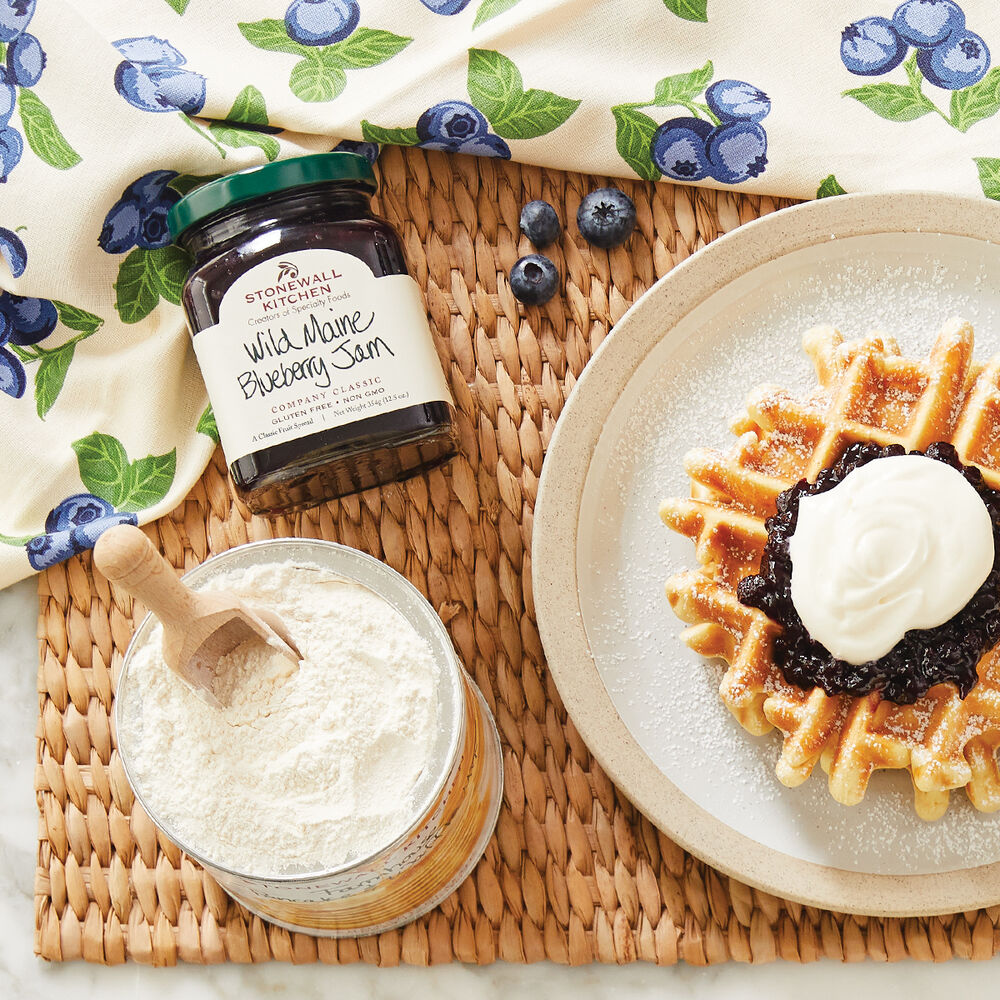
737 441 1000 704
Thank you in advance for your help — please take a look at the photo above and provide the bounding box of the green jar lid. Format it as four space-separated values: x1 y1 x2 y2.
167 152 377 240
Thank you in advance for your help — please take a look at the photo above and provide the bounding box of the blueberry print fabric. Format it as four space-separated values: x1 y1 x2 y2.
2 0 1000 588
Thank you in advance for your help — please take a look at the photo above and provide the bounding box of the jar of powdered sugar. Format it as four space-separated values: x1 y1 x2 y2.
113 538 502 937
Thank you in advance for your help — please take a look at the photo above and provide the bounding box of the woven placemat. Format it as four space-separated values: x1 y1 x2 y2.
32 146 1000 965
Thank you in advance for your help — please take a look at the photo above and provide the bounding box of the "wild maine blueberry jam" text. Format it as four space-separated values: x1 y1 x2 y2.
236 308 393 399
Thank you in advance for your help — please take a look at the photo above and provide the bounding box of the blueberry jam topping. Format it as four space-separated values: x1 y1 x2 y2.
737 441 1000 704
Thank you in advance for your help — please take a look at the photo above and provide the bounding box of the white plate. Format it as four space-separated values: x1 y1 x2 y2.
533 192 1000 916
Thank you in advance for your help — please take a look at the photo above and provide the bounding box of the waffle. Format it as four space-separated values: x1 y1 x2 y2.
660 318 1000 820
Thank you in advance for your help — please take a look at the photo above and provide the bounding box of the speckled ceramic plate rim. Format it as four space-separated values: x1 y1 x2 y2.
533 191 1000 918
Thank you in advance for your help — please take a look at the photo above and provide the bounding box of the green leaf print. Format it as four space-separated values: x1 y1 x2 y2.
114 249 161 324
324 28 412 69
72 433 131 506
662 0 708 22
653 62 714 106
17 90 82 170
467 49 580 140
148 246 189 305
611 106 660 181
72 433 176 511
209 87 280 162
845 49 1000 132
842 82 936 122
163 0 191 12
34 344 75 419
6 303 104 418
197 405 220 444
209 124 280 162
240 20 411 104
290 54 347 103
123 451 178 511
360 121 421 146
239 19 312 56
115 247 190 322
473 0 523 28
51 301 103 335
226 85 270 125
974 158 1000 201
951 68 1000 133
816 174 847 198
167 173 223 197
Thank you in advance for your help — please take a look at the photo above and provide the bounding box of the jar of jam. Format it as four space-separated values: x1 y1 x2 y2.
167 152 457 516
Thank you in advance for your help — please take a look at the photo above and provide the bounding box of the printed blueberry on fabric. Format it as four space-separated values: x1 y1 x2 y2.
25 494 137 571
332 138 379 163
0 429 176 570
110 35 242 159
841 2 997 131
613 63 770 183
99 170 205 324
0 291 104 417
361 48 579 155
0 0 80 187
239 11 411 103
419 0 526 27
113 36 205 114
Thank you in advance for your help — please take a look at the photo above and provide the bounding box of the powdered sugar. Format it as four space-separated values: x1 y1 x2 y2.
576 232 1000 875
117 560 442 875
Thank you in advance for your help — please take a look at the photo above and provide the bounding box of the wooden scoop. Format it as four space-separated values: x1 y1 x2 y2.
94 525 301 707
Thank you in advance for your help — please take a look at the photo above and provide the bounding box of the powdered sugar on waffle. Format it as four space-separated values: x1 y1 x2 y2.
576 233 1000 875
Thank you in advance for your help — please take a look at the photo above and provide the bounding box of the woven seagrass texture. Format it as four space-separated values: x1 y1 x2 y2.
34 145 1000 966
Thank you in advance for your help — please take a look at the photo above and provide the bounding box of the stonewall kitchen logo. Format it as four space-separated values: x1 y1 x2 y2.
243 260 344 311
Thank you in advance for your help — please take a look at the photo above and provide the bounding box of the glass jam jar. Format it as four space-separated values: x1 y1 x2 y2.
168 153 457 516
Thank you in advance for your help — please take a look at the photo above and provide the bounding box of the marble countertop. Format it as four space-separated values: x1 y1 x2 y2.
2 578 997 998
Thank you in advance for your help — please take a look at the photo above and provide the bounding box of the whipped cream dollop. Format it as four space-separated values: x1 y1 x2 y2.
788 454 994 665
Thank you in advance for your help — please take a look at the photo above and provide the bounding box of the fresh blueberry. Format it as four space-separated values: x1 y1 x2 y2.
509 254 559 306
69 511 139 551
26 529 77 571
841 17 908 76
418 0 473 13
0 77 14 128
0 0 34 44
918 31 990 89
0 225 26 276
122 169 178 206
705 80 771 123
0 344 24 397
0 293 57 344
520 200 560 248
112 36 185 66
6 31 43 86
416 100 489 148
115 62 206 114
333 138 380 164
705 121 767 184
892 1 964 48
650 116 713 181
46 493 116 533
98 198 142 253
0 124 22 181
284 0 360 46
576 187 637 249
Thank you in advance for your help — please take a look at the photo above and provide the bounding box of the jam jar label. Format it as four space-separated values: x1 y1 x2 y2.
191 248 453 464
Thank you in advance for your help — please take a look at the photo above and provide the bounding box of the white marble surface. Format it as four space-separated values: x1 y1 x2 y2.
2 578 999 997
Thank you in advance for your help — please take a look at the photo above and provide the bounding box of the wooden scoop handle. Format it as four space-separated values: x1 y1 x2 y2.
93 524 197 631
